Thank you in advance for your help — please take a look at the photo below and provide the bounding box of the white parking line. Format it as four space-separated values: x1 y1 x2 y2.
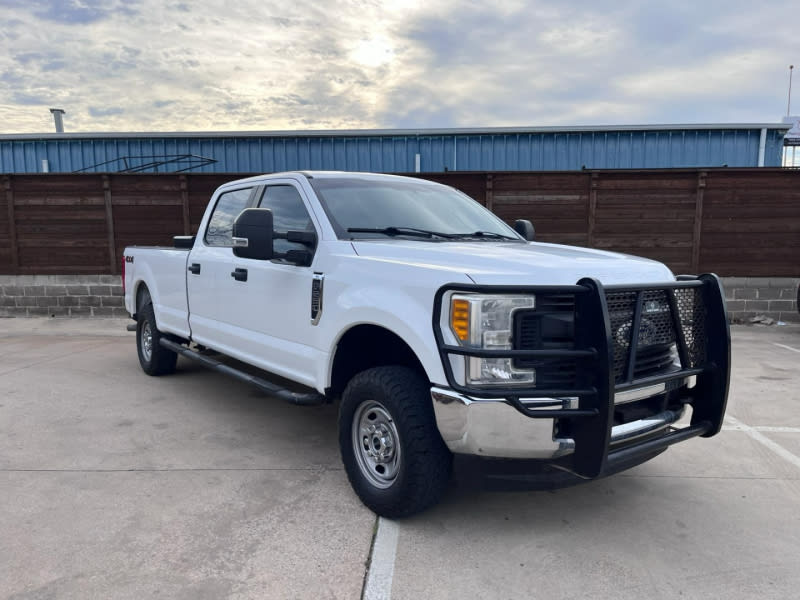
773 342 800 354
725 415 800 471
363 517 399 600
723 425 800 433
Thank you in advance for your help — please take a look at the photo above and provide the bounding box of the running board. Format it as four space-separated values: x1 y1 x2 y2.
159 338 326 406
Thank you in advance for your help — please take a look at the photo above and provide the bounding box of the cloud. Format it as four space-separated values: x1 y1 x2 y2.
88 106 124 117
0 0 796 133
11 91 50 105
3 0 139 24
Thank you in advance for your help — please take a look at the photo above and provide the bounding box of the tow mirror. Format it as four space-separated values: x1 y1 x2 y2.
514 219 535 241
232 208 274 260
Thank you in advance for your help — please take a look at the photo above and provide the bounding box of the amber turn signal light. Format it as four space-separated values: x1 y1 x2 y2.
451 298 470 341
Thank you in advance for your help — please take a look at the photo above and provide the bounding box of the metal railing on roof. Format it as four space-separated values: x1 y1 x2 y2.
72 154 217 173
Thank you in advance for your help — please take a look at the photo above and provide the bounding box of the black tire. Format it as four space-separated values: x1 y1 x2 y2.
136 302 178 376
339 366 452 518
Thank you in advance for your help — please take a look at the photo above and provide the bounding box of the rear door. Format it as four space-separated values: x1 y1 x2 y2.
187 184 259 345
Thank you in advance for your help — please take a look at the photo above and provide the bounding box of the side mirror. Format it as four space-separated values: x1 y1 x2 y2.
514 219 535 241
232 208 274 260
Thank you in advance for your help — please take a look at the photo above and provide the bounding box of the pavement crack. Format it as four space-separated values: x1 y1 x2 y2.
361 516 380 600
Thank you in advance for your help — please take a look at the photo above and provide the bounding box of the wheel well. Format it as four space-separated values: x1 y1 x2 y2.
135 283 151 316
329 325 428 397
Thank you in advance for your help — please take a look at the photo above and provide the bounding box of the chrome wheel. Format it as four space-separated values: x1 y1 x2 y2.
352 400 402 489
141 320 153 363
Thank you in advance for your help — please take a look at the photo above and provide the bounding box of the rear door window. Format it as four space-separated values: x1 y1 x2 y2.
205 187 255 246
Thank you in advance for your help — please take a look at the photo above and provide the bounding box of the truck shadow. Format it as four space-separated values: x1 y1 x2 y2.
420 466 664 532
161 357 669 522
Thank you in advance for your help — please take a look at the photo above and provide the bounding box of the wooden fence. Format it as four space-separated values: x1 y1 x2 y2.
1 169 798 276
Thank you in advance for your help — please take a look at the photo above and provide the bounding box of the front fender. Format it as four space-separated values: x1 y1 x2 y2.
319 285 448 389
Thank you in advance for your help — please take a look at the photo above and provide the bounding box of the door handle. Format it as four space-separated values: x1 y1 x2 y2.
188 263 201 275
231 268 248 282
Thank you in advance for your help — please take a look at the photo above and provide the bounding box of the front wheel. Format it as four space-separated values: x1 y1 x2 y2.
136 302 177 376
339 366 452 518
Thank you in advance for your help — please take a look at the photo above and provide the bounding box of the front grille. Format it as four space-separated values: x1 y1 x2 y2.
515 313 541 352
607 290 677 382
535 293 577 312
606 287 707 384
513 286 709 388
513 294 576 385
673 287 707 367
606 291 639 379
633 343 676 379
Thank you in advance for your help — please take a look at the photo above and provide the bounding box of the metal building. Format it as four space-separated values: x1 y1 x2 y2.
0 123 790 174
782 116 800 167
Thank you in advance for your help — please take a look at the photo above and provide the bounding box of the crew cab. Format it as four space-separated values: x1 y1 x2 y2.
123 171 730 517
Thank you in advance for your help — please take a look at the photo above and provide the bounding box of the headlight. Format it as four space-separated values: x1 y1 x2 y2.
449 294 535 386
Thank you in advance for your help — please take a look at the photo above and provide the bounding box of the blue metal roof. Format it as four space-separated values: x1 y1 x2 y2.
0 124 789 173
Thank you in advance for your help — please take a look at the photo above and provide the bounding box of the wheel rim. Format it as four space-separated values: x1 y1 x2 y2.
141 321 153 363
352 400 402 489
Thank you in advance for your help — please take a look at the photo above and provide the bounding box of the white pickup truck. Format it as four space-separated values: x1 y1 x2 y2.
123 171 730 517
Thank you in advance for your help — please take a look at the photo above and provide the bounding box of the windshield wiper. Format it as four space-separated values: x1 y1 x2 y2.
347 227 457 239
450 231 520 240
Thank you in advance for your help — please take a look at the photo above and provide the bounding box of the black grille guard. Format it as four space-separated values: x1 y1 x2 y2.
432 274 731 478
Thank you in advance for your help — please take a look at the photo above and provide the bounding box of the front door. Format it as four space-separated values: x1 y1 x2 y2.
214 180 321 388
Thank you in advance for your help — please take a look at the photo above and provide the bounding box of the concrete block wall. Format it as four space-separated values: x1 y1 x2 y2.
0 275 127 318
720 277 799 323
1 275 798 323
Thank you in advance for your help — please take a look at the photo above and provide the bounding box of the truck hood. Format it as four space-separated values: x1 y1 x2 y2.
350 240 674 285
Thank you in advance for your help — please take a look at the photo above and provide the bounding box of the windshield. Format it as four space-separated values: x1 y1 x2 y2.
309 177 523 241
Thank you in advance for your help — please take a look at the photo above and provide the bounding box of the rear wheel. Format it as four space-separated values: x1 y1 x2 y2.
136 302 177 376
339 366 452 518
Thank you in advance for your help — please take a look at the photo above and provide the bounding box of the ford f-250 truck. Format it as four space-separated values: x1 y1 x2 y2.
123 171 730 517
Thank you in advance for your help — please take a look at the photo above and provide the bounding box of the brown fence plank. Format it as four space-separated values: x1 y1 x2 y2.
588 173 597 247
691 171 706 272
103 176 118 274
180 175 191 235
3 176 18 274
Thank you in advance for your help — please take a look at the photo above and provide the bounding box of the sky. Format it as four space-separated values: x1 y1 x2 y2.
0 0 796 133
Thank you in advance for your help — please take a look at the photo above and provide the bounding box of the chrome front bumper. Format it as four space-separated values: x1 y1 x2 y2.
431 386 686 460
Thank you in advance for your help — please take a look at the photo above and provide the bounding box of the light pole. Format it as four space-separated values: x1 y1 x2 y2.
788 65 794 117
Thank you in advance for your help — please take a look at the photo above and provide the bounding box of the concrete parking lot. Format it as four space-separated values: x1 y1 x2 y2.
1 318 798 599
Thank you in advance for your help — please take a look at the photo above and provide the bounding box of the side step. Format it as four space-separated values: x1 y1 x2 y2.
159 338 326 406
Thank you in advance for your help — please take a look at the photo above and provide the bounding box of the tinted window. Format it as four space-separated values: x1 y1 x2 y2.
258 185 314 254
205 188 254 246
309 178 520 241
